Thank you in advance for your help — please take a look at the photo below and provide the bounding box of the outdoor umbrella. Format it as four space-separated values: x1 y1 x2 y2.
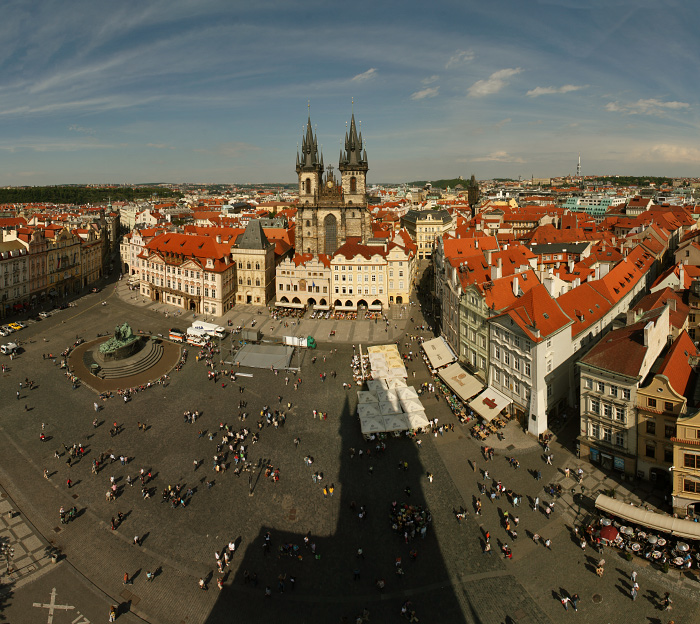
677 542 690 552
647 535 658 545
599 525 619 541
620 526 635 536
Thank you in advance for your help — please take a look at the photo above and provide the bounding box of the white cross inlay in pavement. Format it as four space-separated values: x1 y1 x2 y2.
32 587 76 624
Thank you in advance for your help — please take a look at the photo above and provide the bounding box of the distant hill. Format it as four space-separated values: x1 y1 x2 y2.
586 176 675 187
0 186 182 204
408 178 473 190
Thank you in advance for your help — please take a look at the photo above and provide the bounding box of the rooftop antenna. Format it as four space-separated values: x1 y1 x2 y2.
576 152 581 178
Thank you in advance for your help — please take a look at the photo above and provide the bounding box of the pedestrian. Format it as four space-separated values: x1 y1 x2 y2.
544 538 551 549
571 593 579 612
123 572 130 585
630 570 637 583
561 596 570 611
533 496 539 512
66 478 72 489
146 571 154 582
565 467 570 478
663 592 672 611
43 469 49 479
631 581 639 600
133 535 140 546
199 578 207 590
536 470 542 481
329 484 334 497
483 541 491 554
323 486 328 498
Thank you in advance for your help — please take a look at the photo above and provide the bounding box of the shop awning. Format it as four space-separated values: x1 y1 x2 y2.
313 304 330 311
438 363 484 403
368 304 382 311
422 336 457 370
468 386 512 422
275 301 305 309
595 494 700 540
334 305 357 311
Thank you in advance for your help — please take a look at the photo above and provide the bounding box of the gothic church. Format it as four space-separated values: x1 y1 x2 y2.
294 112 372 255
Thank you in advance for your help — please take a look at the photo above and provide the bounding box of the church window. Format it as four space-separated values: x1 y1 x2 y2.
306 220 310 227
350 176 357 192
305 178 311 194
324 214 338 255
247 278 251 286
247 262 251 270
255 278 260 286
255 263 260 270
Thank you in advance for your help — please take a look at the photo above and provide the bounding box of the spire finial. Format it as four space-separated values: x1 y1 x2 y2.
351 97 354 113
308 99 310 115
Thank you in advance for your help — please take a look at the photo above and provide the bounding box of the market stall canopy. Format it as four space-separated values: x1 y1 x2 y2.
359 416 385 435
468 386 511 422
405 410 430 429
379 400 403 416
595 494 700 540
366 379 388 393
400 397 425 413
422 336 457 370
395 386 419 400
438 363 484 404
383 414 410 432
386 378 408 390
275 301 305 309
357 403 382 418
357 391 380 404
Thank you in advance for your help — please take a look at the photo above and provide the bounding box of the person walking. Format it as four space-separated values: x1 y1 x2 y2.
631 582 639 600
123 572 130 585
571 593 579 612
561 596 570 611
662 592 672 611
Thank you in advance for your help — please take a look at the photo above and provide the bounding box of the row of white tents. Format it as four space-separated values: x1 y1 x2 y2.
357 377 430 435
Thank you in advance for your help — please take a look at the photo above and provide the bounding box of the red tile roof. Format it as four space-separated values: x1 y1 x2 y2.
656 330 698 398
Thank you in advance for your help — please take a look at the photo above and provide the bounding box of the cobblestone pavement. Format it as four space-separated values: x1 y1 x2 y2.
0 276 698 623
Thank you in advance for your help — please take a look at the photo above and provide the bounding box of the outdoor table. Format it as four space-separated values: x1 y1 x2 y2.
600 518 612 526
652 551 662 559
657 538 666 547
631 543 641 552
673 557 684 566
637 531 647 539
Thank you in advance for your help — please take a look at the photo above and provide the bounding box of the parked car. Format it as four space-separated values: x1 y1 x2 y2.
91 287 101 293
10 322 25 330
39 311 50 319
0 328 9 337
1 325 15 334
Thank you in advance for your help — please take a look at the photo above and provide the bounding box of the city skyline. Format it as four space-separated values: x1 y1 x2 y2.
0 0 699 186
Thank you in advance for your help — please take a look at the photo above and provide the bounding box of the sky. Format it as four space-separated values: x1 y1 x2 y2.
1 0 699 186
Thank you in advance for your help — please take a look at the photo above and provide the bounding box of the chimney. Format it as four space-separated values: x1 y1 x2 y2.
485 249 492 264
668 298 677 311
475 239 478 249
512 275 519 297
595 265 600 281
679 263 685 288
643 320 654 347
216 235 222 244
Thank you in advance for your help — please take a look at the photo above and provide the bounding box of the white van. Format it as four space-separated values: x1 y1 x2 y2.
1 342 19 355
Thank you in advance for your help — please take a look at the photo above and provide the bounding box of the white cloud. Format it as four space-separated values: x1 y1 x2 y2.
410 87 439 101
605 98 690 116
472 151 525 163
638 144 700 164
446 50 474 69
351 68 377 82
68 124 95 135
468 68 522 97
526 85 584 97
422 75 439 85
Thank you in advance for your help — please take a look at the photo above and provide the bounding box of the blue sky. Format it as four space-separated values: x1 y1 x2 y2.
1 0 699 185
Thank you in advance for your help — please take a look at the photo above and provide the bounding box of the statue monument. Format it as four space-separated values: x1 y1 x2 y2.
97 322 141 361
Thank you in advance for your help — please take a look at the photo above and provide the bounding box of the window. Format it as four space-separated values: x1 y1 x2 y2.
645 443 655 458
603 427 612 443
524 362 531 377
615 432 624 446
684 480 700 493
546 360 552 373
684 454 700 469
591 422 600 438
493 370 500 383
665 424 676 439
547 338 552 348
622 388 631 401
494 346 500 359
647 398 657 408
590 399 600 414
547 383 553 398
513 335 520 348
610 385 618 398
664 401 674 412
604 403 612 418
504 352 510 366
514 358 520 372
664 448 673 463
585 378 592 389
597 382 605 393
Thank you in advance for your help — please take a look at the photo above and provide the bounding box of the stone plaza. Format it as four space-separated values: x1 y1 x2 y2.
0 276 699 623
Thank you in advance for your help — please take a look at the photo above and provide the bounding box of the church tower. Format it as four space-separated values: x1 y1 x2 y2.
296 116 323 204
294 107 372 256
338 113 368 206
